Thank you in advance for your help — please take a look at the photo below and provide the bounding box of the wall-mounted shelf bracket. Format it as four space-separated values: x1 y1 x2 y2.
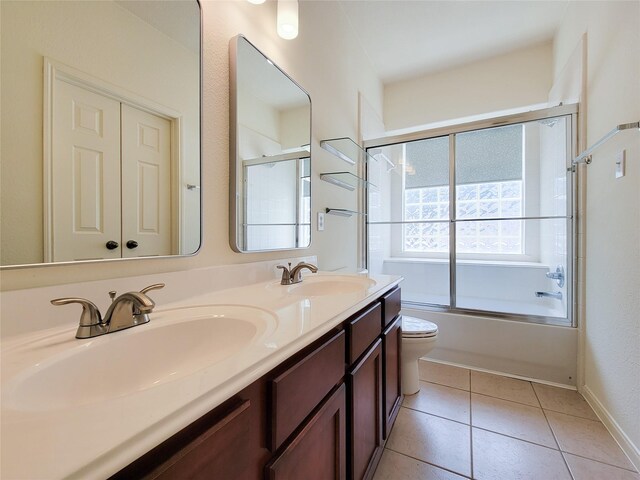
325 208 364 217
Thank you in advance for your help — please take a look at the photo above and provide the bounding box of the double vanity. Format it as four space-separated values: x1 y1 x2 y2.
1 267 402 479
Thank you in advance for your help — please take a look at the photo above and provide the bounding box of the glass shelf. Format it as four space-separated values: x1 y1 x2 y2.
320 137 374 165
320 172 376 191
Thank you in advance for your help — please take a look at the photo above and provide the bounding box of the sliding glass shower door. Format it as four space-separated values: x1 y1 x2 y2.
366 107 576 326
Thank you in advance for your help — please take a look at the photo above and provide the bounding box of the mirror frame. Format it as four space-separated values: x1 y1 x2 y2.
229 35 312 253
0 1 203 270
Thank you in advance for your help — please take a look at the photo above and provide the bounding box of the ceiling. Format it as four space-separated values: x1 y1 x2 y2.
338 0 570 84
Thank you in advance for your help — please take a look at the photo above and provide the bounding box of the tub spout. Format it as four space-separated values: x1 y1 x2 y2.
535 291 563 300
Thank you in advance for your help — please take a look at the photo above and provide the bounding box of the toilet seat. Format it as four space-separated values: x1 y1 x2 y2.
402 316 438 338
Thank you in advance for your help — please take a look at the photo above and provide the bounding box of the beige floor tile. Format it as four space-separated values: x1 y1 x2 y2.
533 383 599 420
418 360 470 390
546 410 635 470
564 453 640 480
373 449 467 480
386 407 471 477
470 371 539 407
471 393 557 448
403 381 471 424
472 428 572 480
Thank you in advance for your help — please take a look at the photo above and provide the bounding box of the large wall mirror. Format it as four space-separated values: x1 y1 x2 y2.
229 35 311 253
0 0 201 268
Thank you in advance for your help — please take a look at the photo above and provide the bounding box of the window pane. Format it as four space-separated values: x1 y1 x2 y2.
455 218 568 319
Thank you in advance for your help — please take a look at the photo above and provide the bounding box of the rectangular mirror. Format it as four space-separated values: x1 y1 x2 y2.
0 0 201 268
229 35 311 253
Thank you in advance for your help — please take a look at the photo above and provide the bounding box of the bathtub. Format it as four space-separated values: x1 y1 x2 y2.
381 258 576 386
402 305 578 386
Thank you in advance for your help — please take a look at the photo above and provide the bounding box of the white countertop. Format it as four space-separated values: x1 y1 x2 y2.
1 272 401 479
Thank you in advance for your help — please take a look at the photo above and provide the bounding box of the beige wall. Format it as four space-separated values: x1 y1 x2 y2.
553 0 640 464
1 0 382 289
383 41 553 132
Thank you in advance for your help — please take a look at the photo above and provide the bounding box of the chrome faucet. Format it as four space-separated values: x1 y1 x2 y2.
545 265 565 288
277 262 318 285
535 291 563 300
51 283 164 339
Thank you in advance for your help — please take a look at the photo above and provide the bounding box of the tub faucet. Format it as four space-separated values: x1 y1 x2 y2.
535 291 563 300
51 283 164 339
277 262 318 285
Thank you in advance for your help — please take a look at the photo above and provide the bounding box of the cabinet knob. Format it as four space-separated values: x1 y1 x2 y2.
126 240 138 249
105 240 119 250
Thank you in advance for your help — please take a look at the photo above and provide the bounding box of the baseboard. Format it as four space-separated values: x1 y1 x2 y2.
581 385 640 472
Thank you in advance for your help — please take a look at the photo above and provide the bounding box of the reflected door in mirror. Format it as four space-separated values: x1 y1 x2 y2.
51 80 172 261
0 0 201 267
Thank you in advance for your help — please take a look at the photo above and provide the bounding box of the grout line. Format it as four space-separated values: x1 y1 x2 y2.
418 378 470 393
472 425 564 452
560 450 640 474
400 405 470 428
470 390 541 409
541 406 602 422
533 384 575 480
383 446 472 479
469 388 474 480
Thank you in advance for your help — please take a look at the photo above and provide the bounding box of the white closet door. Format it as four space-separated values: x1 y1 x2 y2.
52 80 122 261
121 104 172 257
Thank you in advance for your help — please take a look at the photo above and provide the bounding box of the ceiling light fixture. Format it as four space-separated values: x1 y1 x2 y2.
277 0 298 40
247 0 266 4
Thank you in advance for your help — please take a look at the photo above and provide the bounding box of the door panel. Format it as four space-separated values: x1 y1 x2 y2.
121 105 172 257
52 80 121 261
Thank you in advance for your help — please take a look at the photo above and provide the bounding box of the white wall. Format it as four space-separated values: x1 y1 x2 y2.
384 41 553 132
0 0 383 290
552 0 640 465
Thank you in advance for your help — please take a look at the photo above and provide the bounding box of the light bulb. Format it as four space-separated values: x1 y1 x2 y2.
277 0 298 40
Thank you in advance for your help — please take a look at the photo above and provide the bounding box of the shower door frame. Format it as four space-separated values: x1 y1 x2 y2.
364 104 579 328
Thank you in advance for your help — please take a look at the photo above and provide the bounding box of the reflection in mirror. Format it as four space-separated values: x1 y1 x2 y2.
0 0 201 267
230 35 311 252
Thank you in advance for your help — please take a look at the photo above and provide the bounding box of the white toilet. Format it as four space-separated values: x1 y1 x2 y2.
401 315 438 395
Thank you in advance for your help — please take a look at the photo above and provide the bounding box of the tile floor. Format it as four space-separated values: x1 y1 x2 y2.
374 360 639 480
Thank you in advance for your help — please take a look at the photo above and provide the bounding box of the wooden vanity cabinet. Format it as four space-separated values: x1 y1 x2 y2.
266 384 347 480
347 339 383 480
113 288 402 480
110 379 270 480
382 315 402 439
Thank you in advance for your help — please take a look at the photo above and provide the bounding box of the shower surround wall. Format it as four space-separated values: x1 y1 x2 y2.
552 0 640 468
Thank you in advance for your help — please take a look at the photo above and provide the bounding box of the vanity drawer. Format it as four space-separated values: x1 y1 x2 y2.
269 329 346 451
346 302 382 364
382 287 401 328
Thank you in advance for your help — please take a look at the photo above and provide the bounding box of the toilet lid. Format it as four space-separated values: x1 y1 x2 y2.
402 316 438 338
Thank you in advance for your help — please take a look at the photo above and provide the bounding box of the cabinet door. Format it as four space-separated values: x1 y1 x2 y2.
347 339 383 480
266 384 347 480
383 315 402 439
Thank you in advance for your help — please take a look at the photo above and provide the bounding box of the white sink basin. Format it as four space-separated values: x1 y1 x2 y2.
277 275 376 297
3 305 277 412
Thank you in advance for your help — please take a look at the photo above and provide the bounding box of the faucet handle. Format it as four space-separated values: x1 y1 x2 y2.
276 263 292 285
51 297 102 327
140 283 165 295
